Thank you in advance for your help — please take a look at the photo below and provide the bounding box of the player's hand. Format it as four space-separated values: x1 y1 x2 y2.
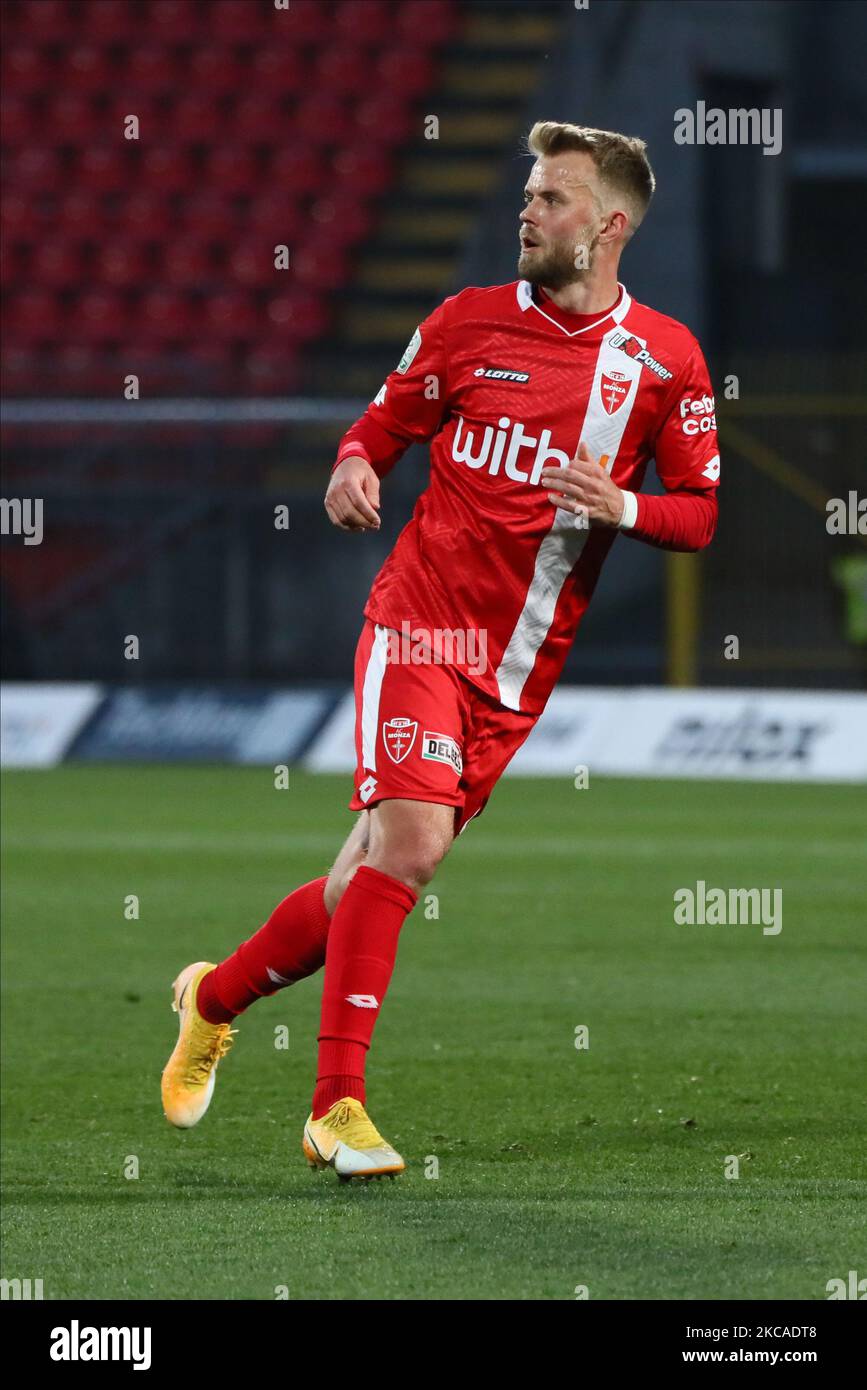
541 441 624 527
325 455 381 532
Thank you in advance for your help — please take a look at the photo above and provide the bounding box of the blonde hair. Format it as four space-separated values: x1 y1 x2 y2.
526 121 656 232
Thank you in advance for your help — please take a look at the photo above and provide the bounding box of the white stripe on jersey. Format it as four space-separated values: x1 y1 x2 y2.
361 623 390 770
494 326 644 710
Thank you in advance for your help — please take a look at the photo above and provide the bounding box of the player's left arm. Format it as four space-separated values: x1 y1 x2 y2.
541 342 720 552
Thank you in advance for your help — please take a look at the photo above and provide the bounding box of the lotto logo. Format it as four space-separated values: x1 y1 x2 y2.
473 366 530 383
701 454 721 481
346 994 379 1009
679 394 717 434
358 775 378 803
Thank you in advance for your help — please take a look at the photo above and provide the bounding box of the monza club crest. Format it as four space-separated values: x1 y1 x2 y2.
600 369 629 415
382 718 418 764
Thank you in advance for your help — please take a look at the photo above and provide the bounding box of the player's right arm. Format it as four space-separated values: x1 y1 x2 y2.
325 300 451 532
325 455 382 532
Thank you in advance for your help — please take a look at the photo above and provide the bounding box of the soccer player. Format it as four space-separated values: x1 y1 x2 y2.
162 123 720 1180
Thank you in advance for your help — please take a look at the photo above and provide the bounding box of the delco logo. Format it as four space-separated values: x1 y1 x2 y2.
679 393 716 434
422 732 463 776
609 330 673 381
451 414 569 483
473 366 530 383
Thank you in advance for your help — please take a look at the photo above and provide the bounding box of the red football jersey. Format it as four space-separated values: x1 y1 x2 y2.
336 280 720 715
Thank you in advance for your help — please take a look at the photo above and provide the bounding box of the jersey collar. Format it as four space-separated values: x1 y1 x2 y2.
516 279 631 335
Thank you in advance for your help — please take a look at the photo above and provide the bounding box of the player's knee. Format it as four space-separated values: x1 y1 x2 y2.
367 829 449 894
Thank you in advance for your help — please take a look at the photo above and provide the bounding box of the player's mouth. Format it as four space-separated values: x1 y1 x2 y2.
520 237 541 251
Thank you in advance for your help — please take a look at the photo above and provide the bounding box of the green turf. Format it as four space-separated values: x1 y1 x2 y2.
1 767 865 1300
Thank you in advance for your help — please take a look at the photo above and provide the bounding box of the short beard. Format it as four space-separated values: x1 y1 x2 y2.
517 226 599 290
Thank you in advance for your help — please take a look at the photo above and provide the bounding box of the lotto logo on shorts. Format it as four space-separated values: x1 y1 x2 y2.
383 718 418 764
422 732 463 776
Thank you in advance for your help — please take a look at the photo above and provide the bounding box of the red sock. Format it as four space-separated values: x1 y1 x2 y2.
198 877 331 1023
312 865 417 1118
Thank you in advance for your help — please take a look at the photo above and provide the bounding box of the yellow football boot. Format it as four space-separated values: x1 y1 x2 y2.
303 1098 405 1181
161 961 236 1128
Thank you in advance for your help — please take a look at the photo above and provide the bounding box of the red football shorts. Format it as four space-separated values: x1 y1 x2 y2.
349 619 538 833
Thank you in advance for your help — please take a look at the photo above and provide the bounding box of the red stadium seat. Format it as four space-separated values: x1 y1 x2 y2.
141 289 197 342
0 241 25 290
395 0 457 44
292 94 355 146
17 0 76 41
355 93 414 146
188 47 247 94
55 344 112 393
231 95 285 142
76 289 127 344
124 44 182 91
63 45 114 93
1 346 42 394
104 93 167 139
44 93 103 143
205 146 263 195
118 191 172 239
212 0 269 40
10 147 63 193
266 147 323 195
178 193 242 240
331 146 394 197
204 290 262 342
334 0 395 46
76 146 134 194
2 45 52 96
1 193 39 238
310 196 373 247
163 239 218 288
246 193 302 239
81 0 139 42
227 240 286 289
172 94 225 142
293 246 350 291
100 241 153 289
6 290 63 344
265 290 330 343
31 240 87 288
315 48 370 97
248 47 303 90
57 191 105 237
273 0 330 43
243 344 300 396
147 0 204 42
141 145 196 194
0 95 37 144
376 47 436 97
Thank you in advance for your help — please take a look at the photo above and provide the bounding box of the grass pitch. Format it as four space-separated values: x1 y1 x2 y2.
1 767 864 1300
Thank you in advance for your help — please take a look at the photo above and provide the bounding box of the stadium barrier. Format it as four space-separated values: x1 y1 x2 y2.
3 682 865 782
